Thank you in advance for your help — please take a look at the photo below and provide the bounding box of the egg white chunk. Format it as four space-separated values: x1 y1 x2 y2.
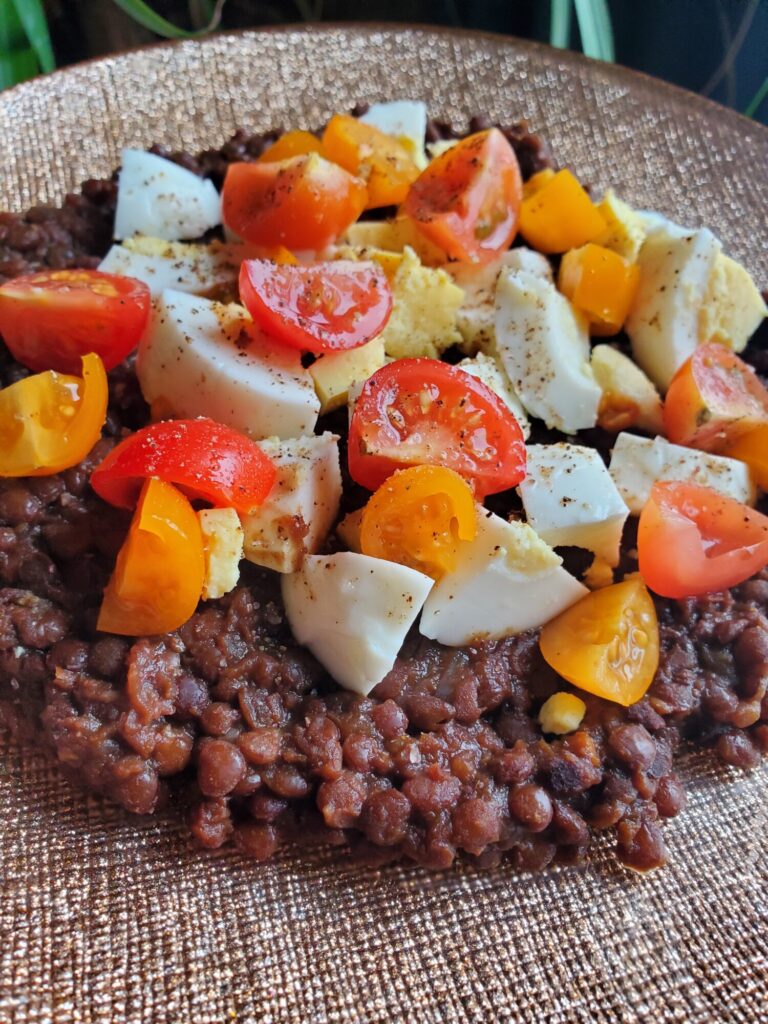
242 433 342 574
518 443 629 566
99 239 242 299
419 510 588 646
136 290 320 439
114 149 221 241
282 553 434 696
494 267 601 433
625 226 720 390
608 432 756 513
457 352 531 439
359 100 428 168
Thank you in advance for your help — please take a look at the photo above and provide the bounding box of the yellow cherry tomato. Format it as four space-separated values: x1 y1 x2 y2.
518 169 606 254
258 130 322 163
98 477 205 637
0 352 107 477
558 242 640 335
360 464 477 579
539 577 660 707
723 424 768 490
322 114 419 209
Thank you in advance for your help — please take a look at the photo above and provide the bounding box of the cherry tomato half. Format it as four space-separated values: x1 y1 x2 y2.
638 481 768 598
322 114 419 209
663 343 768 452
91 418 276 515
222 154 367 251
0 269 150 373
97 477 205 637
348 358 527 497
239 258 392 353
401 129 523 264
360 465 477 579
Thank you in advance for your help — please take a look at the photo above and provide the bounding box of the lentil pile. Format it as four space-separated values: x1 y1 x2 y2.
0 116 765 873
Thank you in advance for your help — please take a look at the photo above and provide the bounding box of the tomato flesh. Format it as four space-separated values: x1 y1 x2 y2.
222 154 367 251
0 269 150 373
663 343 768 452
91 418 276 514
239 259 392 353
638 481 768 598
0 352 108 477
97 478 205 637
360 465 477 579
348 358 527 497
539 578 660 707
402 129 523 263
322 114 419 209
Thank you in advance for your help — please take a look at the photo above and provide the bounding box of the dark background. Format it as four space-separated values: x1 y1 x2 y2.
43 0 768 122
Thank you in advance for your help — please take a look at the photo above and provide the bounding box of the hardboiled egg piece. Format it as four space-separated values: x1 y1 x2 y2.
590 344 664 436
608 432 756 513
518 443 629 566
419 510 588 646
359 100 428 169
136 289 320 440
99 238 242 299
282 552 434 696
114 149 221 241
198 508 245 600
457 352 531 439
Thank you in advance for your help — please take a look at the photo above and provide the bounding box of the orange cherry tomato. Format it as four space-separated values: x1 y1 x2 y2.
222 154 367 251
348 359 527 498
723 424 768 489
539 577 660 707
322 114 420 209
0 352 107 477
401 129 523 263
558 242 640 335
258 130 322 163
0 269 150 373
638 481 768 598
360 465 477 579
663 343 768 452
518 169 606 254
97 477 205 637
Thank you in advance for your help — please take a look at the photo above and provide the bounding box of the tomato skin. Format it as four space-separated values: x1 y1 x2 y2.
348 358 527 497
91 418 276 514
402 129 523 263
0 269 150 373
258 130 322 163
539 578 659 707
638 481 768 598
239 259 392 354
360 465 477 578
322 114 419 209
97 478 205 637
663 343 768 452
0 352 108 477
222 155 367 251
724 424 768 490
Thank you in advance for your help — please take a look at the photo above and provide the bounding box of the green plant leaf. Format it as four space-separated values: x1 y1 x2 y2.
10 0 55 73
744 76 768 119
550 0 573 50
573 0 615 62
111 0 225 39
0 1 26 52
0 46 39 90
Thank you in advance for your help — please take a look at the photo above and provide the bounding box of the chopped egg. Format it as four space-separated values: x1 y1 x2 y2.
625 225 721 389
113 149 221 241
340 218 446 266
539 692 586 735
359 100 428 169
608 432 756 513
494 267 601 433
700 254 766 353
426 139 459 160
99 237 244 299
419 509 588 646
336 508 364 552
518 443 629 566
241 432 342 574
282 552 434 695
136 290 320 440
590 344 664 435
457 352 531 439
198 508 244 600
594 189 646 262
309 336 386 414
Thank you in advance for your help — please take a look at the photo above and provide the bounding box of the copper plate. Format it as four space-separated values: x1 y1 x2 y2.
1 25 766 1024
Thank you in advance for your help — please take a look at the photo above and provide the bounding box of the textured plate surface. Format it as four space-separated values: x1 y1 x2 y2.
1 25 767 1024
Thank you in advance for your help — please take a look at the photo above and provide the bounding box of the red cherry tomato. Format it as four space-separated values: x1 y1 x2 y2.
348 358 527 497
663 343 768 452
401 129 523 263
239 259 392 353
0 269 150 373
222 154 367 251
91 418 276 515
638 481 768 598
